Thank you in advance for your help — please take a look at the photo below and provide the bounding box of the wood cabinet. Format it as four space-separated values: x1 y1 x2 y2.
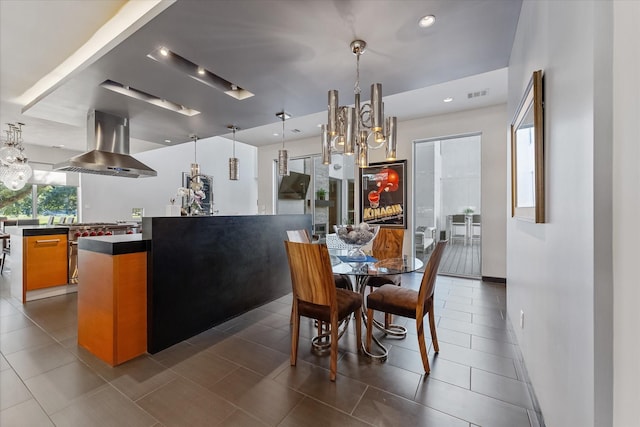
77 248 147 366
24 234 68 291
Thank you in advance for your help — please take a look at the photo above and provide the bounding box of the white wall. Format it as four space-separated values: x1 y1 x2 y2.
78 136 257 221
612 2 640 426
258 103 507 278
506 1 631 426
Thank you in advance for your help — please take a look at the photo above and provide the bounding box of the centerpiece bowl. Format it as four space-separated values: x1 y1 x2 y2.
334 223 380 261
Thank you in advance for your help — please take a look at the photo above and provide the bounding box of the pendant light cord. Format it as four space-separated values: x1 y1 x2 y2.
281 115 285 148
192 135 198 163
232 127 236 157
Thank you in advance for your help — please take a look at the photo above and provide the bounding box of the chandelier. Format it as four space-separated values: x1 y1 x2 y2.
321 40 397 168
0 123 33 191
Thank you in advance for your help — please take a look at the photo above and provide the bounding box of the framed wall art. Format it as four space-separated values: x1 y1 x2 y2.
511 70 545 223
182 172 214 215
359 160 407 228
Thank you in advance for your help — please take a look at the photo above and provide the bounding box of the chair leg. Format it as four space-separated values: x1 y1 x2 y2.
384 313 392 329
416 317 430 374
329 313 338 381
0 252 5 275
355 307 362 353
428 308 439 353
290 304 300 367
366 308 374 353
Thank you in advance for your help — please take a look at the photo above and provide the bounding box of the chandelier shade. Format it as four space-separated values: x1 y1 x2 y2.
322 40 398 168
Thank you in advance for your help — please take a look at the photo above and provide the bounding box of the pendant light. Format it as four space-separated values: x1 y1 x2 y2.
228 125 239 181
276 111 290 176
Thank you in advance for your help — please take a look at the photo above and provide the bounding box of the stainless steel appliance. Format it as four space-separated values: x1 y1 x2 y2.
67 222 139 284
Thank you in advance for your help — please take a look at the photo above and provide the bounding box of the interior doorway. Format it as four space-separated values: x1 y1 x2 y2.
275 154 354 239
413 133 482 278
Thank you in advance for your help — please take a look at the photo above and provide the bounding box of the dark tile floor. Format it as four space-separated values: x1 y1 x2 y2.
0 269 539 426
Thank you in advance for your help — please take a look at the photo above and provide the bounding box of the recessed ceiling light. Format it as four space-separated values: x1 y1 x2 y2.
147 47 254 100
418 15 436 28
273 133 279 136
100 79 201 116
51 144 65 148
443 97 454 103
164 139 171 143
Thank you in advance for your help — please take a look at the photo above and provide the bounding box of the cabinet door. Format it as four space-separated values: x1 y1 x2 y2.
24 235 68 290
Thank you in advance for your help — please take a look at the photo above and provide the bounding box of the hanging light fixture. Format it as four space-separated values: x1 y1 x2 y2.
276 111 290 176
189 134 202 191
228 125 239 180
322 40 398 168
1 123 32 191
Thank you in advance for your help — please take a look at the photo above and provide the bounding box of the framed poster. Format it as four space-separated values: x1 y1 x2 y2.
359 160 407 228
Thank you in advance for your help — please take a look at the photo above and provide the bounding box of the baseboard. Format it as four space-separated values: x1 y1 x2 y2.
506 314 547 427
481 276 506 283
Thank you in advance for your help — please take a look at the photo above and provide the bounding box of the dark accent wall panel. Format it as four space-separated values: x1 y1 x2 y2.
143 214 311 353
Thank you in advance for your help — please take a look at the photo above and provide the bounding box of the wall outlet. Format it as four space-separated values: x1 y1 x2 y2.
520 310 525 329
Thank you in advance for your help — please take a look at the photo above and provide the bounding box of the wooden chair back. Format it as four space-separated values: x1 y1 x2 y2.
284 241 336 308
286 229 311 243
417 240 448 308
372 228 404 260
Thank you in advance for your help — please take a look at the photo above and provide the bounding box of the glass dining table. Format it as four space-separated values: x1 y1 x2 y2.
328 250 424 361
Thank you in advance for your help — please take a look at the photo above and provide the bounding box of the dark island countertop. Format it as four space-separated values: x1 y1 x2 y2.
78 234 150 255
4 226 69 237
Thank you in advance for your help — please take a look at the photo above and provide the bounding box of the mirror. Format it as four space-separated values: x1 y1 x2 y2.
511 70 545 223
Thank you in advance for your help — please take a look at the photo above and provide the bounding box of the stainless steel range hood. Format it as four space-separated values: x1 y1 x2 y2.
54 110 157 178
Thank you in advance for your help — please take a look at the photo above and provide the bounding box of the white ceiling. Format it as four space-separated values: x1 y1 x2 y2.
0 0 521 153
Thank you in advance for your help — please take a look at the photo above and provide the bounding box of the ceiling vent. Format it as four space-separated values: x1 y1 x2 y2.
467 89 489 99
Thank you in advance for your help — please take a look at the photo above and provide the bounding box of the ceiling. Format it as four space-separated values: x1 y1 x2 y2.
0 0 522 154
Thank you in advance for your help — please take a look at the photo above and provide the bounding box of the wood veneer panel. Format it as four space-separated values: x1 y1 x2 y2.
77 250 115 365
77 250 147 366
24 234 68 290
114 252 147 364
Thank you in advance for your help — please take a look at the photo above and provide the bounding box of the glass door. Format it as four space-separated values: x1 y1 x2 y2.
413 134 481 278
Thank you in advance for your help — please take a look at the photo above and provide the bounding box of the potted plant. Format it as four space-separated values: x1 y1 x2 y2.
316 188 327 200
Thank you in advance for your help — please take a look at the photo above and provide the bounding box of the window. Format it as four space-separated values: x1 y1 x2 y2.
1 167 79 223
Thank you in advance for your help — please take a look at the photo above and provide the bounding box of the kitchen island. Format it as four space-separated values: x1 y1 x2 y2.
143 214 311 353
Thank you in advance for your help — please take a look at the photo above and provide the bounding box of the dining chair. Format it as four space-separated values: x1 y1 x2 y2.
286 229 350 289
365 240 447 374
369 228 404 287
284 240 362 381
368 228 405 328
